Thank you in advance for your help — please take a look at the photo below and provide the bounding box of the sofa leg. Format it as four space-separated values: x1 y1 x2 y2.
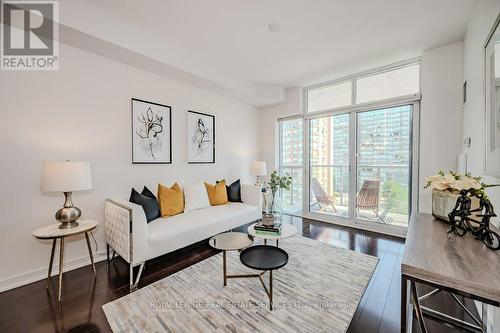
129 262 145 291
106 245 110 263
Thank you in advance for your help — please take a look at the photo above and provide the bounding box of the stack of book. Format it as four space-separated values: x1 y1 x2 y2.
254 222 282 236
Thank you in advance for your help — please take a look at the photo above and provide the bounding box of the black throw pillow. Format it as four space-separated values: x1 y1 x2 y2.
218 179 242 202
141 186 156 199
129 187 161 223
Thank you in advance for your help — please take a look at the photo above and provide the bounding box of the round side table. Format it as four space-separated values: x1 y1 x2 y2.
240 245 289 310
209 232 254 286
32 219 98 301
247 223 297 247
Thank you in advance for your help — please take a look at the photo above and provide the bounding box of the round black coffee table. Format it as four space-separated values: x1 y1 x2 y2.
240 245 289 310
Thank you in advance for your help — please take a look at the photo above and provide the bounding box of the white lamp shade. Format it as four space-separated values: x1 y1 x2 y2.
250 161 267 176
41 161 92 192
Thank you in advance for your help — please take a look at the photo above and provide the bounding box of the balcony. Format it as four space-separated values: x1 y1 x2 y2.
281 164 409 227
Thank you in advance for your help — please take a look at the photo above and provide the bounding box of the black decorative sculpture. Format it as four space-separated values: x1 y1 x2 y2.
448 189 472 235
448 189 500 250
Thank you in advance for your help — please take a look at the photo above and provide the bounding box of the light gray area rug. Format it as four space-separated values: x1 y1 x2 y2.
103 235 378 333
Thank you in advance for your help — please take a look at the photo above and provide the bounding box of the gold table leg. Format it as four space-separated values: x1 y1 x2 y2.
58 238 64 302
85 232 96 275
46 239 56 289
223 250 227 286
269 270 273 310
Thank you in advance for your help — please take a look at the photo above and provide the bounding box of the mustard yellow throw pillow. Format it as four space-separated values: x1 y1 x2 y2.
204 180 228 206
157 182 184 217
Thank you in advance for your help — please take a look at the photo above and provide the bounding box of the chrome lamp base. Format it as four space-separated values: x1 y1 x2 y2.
55 192 81 229
58 221 79 229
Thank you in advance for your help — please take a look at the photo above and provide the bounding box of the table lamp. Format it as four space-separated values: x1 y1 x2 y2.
250 161 267 187
41 161 92 229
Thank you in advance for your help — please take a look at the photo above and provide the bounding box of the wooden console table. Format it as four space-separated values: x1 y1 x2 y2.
401 213 500 332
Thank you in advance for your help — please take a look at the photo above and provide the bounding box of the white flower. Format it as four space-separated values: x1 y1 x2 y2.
442 174 456 185
432 181 449 191
449 180 469 191
426 171 485 193
426 174 457 191
461 176 481 190
426 175 443 183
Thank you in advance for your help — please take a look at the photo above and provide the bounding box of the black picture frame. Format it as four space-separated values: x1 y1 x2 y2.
131 98 172 164
187 110 215 164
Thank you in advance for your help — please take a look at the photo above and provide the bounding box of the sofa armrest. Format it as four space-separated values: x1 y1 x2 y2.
104 199 148 265
241 184 262 210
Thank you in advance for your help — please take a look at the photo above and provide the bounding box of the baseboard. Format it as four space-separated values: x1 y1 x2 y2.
0 250 107 293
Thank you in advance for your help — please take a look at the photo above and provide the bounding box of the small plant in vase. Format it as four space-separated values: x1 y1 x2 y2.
263 171 292 226
424 171 494 221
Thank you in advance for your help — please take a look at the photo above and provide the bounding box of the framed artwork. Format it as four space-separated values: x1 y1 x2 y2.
187 110 215 163
131 98 172 164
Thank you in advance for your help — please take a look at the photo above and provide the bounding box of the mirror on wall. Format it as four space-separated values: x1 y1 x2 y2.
485 14 500 177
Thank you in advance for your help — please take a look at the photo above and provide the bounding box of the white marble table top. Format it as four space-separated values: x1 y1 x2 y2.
247 223 297 240
32 219 98 239
209 232 254 251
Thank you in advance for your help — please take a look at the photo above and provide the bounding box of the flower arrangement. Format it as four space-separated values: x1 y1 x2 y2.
424 171 489 196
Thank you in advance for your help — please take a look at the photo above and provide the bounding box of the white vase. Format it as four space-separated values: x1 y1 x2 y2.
431 189 458 221
431 189 480 222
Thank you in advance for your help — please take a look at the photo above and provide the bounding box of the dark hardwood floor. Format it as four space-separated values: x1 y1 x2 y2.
0 216 479 332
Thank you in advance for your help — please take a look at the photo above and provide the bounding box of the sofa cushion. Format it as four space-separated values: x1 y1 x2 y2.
146 203 260 258
184 183 211 211
129 187 160 223
157 182 184 217
205 180 228 206
141 186 156 200
220 179 242 202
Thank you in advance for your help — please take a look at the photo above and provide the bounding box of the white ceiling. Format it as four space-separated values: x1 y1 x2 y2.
59 0 478 105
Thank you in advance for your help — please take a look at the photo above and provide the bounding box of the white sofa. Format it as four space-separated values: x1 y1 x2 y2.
104 184 262 289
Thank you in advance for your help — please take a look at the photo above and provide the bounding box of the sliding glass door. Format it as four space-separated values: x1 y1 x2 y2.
309 113 350 218
306 103 415 232
355 105 412 227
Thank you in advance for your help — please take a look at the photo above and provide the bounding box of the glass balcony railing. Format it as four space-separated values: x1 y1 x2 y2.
309 164 409 227
280 166 303 215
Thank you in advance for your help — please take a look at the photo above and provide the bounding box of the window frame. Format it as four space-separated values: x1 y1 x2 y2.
300 58 422 237
304 57 422 115
305 80 352 113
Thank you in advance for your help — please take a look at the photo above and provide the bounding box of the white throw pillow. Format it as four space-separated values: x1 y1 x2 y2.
183 183 210 212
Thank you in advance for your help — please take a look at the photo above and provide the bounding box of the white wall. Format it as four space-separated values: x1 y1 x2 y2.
257 87 302 170
463 1 500 331
0 41 258 291
418 42 464 213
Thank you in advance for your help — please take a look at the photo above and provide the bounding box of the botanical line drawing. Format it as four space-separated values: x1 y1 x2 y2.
136 107 164 159
192 118 211 155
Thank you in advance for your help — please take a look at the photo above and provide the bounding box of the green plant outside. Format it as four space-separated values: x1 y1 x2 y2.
382 180 408 215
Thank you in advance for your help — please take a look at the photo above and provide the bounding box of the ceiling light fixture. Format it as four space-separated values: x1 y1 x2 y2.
268 22 280 32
